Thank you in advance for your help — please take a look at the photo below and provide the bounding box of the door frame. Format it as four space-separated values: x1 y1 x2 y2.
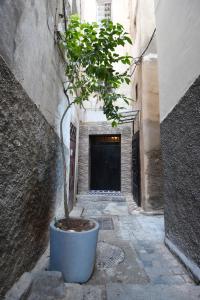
132 131 141 206
89 134 121 191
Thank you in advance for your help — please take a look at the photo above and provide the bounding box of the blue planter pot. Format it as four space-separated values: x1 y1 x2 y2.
49 218 99 283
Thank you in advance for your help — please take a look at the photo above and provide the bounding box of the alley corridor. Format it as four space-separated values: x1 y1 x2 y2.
2 1 200 299
7 195 200 299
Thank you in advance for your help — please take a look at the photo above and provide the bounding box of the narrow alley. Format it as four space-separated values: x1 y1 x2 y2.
1 0 200 299
6 195 200 299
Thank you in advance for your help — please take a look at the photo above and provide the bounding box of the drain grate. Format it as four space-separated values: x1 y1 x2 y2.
94 217 114 230
96 242 125 269
89 190 121 196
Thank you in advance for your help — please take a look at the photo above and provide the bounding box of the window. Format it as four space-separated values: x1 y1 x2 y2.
104 3 111 18
135 84 138 101
97 1 112 23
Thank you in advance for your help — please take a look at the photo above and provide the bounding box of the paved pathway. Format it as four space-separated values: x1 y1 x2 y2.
6 196 200 300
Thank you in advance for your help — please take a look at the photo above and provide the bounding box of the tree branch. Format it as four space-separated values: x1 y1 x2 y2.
60 92 75 218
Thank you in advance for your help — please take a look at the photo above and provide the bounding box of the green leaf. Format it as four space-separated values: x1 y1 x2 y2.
125 77 131 84
63 15 134 124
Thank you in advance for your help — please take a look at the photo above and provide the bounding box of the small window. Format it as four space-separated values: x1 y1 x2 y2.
97 1 112 23
134 16 137 28
135 84 138 101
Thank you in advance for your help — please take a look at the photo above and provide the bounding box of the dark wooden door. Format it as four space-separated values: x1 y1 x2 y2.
132 131 141 206
69 123 76 211
90 135 121 191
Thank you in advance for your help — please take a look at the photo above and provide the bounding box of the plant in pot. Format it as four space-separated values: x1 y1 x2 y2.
50 15 133 283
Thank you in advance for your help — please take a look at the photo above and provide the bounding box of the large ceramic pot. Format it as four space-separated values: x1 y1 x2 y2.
49 218 99 283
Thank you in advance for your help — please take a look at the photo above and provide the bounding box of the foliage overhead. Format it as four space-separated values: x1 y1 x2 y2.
62 15 133 126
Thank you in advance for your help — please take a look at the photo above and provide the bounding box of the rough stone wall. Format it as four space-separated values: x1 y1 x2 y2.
161 75 200 270
78 122 132 194
0 57 63 297
78 125 90 193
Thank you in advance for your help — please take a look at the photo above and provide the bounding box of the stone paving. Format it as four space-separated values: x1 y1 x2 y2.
70 197 200 299
6 196 200 300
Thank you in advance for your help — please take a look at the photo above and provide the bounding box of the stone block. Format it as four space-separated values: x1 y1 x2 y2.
78 122 132 194
5 272 33 300
106 284 200 300
27 271 66 300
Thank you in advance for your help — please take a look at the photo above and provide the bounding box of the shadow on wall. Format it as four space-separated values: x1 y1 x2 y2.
0 56 63 297
146 148 163 211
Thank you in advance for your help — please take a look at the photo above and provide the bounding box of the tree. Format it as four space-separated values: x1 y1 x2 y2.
60 15 133 219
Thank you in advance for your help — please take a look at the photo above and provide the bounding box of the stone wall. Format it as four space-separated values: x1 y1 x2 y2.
161 75 200 280
0 57 63 297
78 122 132 194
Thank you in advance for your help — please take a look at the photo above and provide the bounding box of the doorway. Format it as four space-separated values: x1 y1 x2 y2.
90 135 121 191
132 131 141 206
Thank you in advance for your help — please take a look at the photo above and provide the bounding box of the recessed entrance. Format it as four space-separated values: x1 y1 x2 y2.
90 135 121 191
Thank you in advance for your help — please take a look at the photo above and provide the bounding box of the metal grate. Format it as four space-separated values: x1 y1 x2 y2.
96 242 125 269
94 217 114 230
119 110 139 124
89 190 121 196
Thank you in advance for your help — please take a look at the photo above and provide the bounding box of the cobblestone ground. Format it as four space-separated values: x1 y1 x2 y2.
6 196 200 300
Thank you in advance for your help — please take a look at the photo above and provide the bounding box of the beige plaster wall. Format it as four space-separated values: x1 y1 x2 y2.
130 0 162 211
140 58 162 210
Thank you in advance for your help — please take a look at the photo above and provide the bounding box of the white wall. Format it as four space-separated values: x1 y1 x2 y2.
80 0 97 22
111 0 133 101
81 109 107 122
80 0 133 122
0 0 80 145
155 0 200 121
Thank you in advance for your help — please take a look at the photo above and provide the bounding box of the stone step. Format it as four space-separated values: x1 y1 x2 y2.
61 283 200 300
76 194 126 202
9 271 199 300
106 283 200 300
